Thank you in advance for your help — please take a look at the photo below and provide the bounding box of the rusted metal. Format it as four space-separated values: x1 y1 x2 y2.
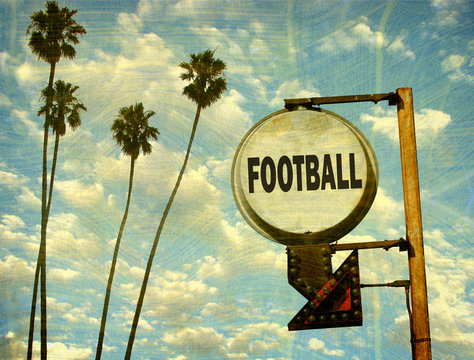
397 87 432 359
330 238 408 253
284 92 398 109
287 245 333 300
361 280 410 288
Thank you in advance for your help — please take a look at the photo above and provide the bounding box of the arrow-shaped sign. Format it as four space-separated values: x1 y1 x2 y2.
288 248 362 331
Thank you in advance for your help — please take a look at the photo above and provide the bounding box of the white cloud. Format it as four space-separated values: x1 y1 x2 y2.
1 214 24 229
360 105 451 143
14 61 47 84
117 12 143 33
392 227 474 350
163 327 225 355
308 338 345 357
167 356 189 360
206 157 232 181
46 213 101 261
442 54 466 71
0 254 34 281
0 92 12 106
317 19 415 60
196 256 225 279
55 180 105 207
318 20 385 53
430 0 464 26
252 250 286 272
10 109 43 140
0 50 9 69
120 267 218 325
18 187 41 208
48 267 80 281
368 187 404 229
226 322 292 355
269 79 320 107
203 89 254 153
31 341 92 359
62 304 99 325
441 54 473 82
0 169 25 186
387 36 416 60
0 216 30 243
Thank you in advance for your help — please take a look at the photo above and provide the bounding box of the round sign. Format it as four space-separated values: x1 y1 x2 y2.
231 108 378 245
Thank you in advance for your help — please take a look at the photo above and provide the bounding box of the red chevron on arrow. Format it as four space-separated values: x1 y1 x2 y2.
288 249 362 331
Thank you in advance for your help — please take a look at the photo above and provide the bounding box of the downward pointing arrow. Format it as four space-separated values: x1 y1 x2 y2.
288 249 363 331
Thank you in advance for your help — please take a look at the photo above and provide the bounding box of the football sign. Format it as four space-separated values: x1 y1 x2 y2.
231 108 378 245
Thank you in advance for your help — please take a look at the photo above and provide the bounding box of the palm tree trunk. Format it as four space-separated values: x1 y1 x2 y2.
27 61 56 360
96 156 135 360
46 132 60 217
124 105 202 360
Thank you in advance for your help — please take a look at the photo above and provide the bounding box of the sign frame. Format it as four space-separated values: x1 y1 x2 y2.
231 107 379 245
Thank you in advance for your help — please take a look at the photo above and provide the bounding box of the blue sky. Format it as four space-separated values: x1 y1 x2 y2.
0 0 472 359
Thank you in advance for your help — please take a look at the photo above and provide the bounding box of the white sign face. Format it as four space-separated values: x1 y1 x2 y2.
231 108 378 245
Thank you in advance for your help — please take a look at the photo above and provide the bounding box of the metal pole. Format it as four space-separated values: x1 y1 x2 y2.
396 88 432 359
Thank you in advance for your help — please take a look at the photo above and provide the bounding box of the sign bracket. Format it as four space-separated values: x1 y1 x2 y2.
361 280 410 288
330 238 408 253
284 92 398 110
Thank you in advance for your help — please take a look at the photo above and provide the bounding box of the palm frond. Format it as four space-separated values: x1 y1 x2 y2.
179 49 227 108
111 103 159 159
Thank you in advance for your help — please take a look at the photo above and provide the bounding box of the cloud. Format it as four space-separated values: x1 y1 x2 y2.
318 20 385 53
31 341 92 359
0 214 37 253
0 254 34 281
17 188 42 208
430 0 464 26
117 12 143 33
366 187 404 231
196 256 225 279
163 327 225 355
55 180 105 207
46 213 101 261
317 19 415 60
14 61 47 84
391 228 474 353
1 214 24 229
269 79 320 107
308 338 345 357
62 303 99 326
48 267 81 281
225 322 292 356
0 50 9 69
119 267 218 325
0 167 40 209
202 89 254 153
360 105 451 143
0 169 25 186
10 109 43 140
0 92 12 107
441 54 473 83
387 36 416 60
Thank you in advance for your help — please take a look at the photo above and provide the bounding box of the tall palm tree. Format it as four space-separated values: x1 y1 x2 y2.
26 2 86 359
38 80 86 216
96 103 158 360
124 49 226 359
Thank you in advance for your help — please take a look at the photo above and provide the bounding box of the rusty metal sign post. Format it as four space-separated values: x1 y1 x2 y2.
284 88 432 360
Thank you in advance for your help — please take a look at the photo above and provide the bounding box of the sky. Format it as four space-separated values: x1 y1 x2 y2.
0 0 472 359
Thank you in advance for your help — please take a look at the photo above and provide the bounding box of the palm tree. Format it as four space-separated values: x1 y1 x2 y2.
124 49 227 359
26 2 85 359
96 103 158 360
38 80 86 216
